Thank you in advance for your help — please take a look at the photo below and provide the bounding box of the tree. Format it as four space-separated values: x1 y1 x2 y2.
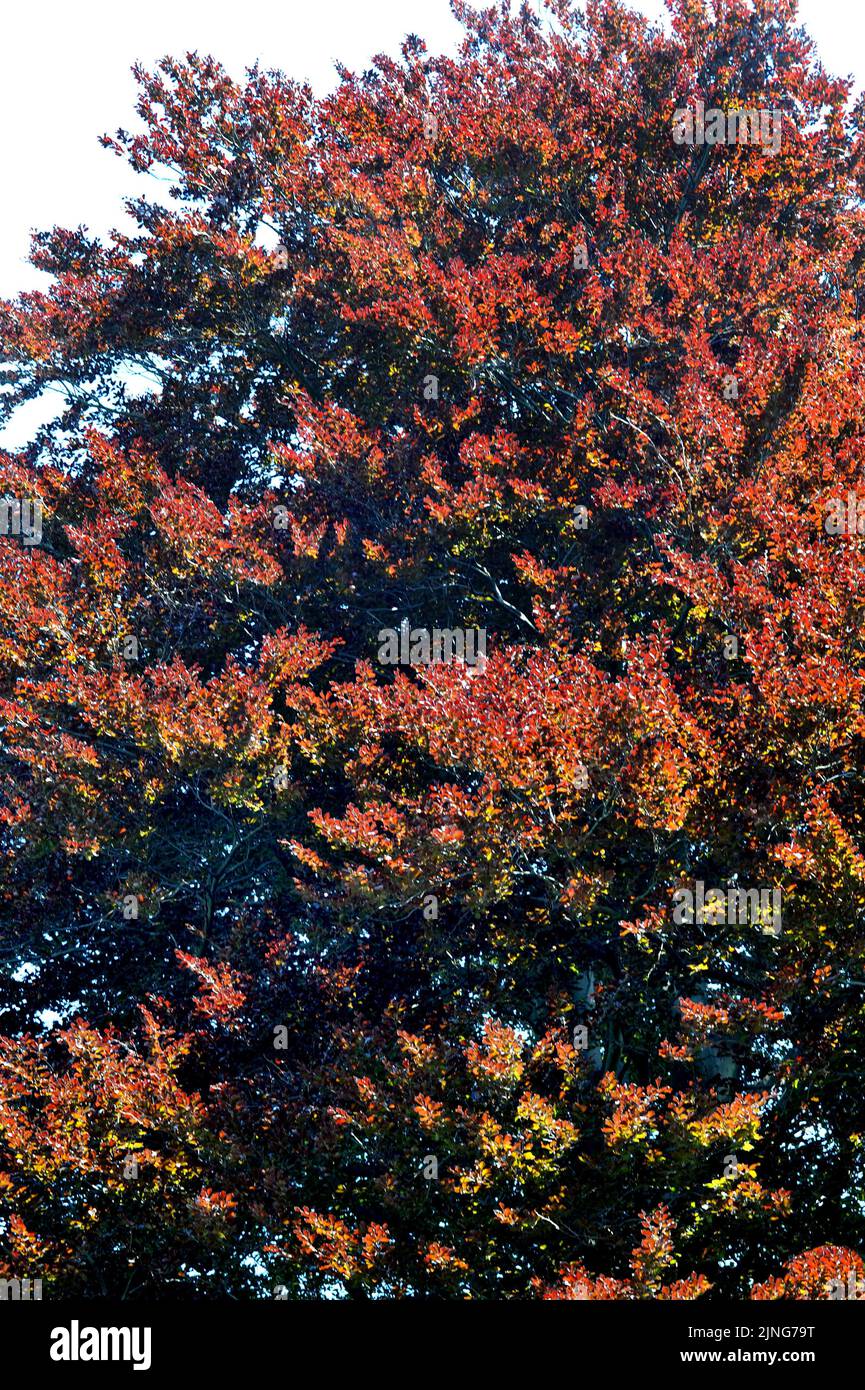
0 0 863 1298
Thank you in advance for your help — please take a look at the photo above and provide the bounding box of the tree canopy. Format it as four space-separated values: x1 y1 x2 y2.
1 0 864 1299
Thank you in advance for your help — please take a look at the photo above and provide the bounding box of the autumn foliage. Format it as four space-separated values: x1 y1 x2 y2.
0 0 864 1298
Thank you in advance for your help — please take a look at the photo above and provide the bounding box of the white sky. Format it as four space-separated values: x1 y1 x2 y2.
0 0 862 443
